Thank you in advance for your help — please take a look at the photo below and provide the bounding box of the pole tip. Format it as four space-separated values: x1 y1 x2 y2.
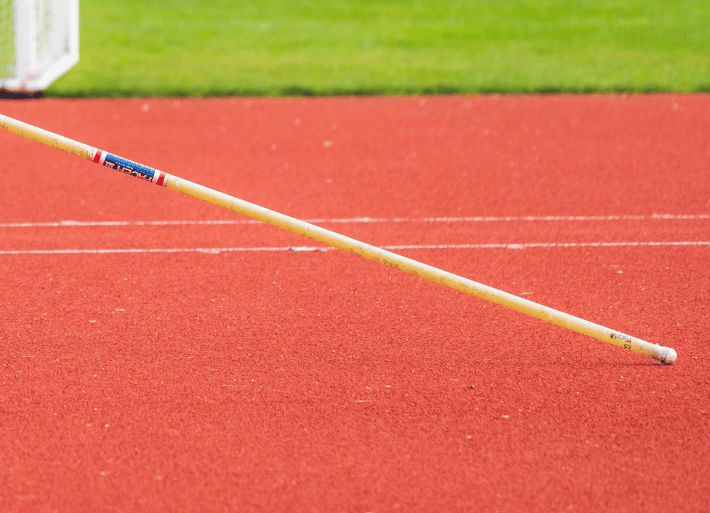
660 347 677 365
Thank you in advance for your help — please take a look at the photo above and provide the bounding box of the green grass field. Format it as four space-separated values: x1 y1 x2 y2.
46 0 710 96
0 0 15 79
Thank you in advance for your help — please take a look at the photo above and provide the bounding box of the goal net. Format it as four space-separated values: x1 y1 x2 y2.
0 0 79 92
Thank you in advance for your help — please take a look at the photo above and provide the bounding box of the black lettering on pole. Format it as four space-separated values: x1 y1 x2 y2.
102 153 156 182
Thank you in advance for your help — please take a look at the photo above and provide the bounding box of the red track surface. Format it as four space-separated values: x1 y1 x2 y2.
1 96 709 512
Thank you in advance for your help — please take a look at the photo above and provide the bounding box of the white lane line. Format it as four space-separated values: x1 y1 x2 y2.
1 241 708 255
383 241 710 250
1 213 708 228
0 247 317 255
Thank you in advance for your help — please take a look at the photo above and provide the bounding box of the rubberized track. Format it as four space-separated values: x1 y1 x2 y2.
1 96 709 512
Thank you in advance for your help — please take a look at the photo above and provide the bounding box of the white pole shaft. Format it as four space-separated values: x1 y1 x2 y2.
0 113 678 364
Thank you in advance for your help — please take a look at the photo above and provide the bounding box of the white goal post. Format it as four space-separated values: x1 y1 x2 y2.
0 0 79 92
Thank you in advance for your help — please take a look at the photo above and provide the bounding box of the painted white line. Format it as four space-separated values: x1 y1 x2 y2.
419 214 710 222
0 247 315 255
0 241 708 255
383 241 710 250
0 213 708 229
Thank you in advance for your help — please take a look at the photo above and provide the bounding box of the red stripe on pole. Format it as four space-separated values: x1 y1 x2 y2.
92 150 102 163
156 172 165 186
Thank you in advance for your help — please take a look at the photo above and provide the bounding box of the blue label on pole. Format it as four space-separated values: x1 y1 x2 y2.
103 153 157 182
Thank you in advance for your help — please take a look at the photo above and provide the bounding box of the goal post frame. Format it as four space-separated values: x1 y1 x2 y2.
1 0 79 92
